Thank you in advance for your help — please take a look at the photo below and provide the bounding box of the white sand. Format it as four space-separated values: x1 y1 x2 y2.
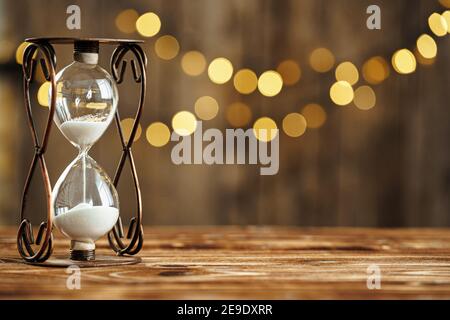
60 120 108 147
53 203 119 243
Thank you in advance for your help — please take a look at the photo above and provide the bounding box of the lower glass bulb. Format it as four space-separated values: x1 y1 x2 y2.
52 154 119 260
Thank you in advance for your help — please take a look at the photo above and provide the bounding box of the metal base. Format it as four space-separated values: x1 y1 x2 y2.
70 249 95 261
22 255 141 268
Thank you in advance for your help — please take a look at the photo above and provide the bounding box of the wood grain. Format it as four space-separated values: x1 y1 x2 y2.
1 227 450 299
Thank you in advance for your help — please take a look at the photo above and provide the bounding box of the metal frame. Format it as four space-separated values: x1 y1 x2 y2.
17 37 146 263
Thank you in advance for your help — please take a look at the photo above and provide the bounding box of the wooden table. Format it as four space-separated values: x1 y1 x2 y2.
1 226 450 299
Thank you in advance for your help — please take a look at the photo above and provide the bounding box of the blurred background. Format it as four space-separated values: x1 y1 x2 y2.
0 0 449 227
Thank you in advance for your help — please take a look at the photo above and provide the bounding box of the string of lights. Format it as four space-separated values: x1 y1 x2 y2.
16 1 450 147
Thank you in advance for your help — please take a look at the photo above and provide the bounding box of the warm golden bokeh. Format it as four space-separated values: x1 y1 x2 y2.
416 34 437 59
276 60 301 86
428 12 448 37
194 96 219 120
258 71 283 97
208 57 234 84
120 118 142 142
439 0 450 9
172 111 197 136
353 86 376 110
181 51 207 76
415 48 436 66
146 122 171 147
309 48 335 73
37 81 50 107
136 12 161 37
115 9 139 34
2 0 449 231
233 69 258 94
335 61 359 85
392 49 416 74
15 42 32 65
253 117 278 142
282 113 307 138
225 102 252 127
362 56 390 85
301 103 327 129
330 81 354 106
442 11 450 33
154 35 180 60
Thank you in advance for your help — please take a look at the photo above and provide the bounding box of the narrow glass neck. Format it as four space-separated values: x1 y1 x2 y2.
73 52 99 64
77 146 91 157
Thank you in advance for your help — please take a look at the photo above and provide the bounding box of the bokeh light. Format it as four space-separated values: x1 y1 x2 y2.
442 11 450 33
172 111 197 136
414 48 436 66
335 61 359 85
194 96 219 120
154 35 180 60
428 12 448 37
115 9 139 34
309 47 335 73
362 56 390 85
16 42 33 65
233 69 258 94
253 117 278 142
301 103 327 129
146 122 171 147
120 118 142 142
136 12 161 37
353 86 376 110
226 102 252 127
181 51 206 76
208 57 233 84
330 81 354 106
439 0 450 9
282 113 307 138
37 81 50 107
276 60 301 86
392 49 416 74
258 71 283 97
416 34 437 59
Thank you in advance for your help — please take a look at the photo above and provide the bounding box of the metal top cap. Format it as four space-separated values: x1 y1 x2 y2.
74 40 99 54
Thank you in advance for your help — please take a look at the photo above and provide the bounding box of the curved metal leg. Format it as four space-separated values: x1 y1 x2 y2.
108 43 147 256
17 42 57 262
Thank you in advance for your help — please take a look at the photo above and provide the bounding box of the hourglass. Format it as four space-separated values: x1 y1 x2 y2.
17 38 146 266
52 40 121 261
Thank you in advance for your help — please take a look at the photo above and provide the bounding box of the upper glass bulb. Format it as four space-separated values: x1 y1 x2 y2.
52 42 118 150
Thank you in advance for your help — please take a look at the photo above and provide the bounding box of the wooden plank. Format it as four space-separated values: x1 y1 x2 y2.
1 227 450 299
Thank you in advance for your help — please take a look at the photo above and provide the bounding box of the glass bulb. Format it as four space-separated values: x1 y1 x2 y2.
51 43 120 260
52 155 119 248
52 53 118 150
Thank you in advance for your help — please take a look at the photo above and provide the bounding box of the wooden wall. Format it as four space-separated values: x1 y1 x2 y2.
0 0 448 226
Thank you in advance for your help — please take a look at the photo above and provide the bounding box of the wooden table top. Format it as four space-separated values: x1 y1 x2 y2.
1 226 450 299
